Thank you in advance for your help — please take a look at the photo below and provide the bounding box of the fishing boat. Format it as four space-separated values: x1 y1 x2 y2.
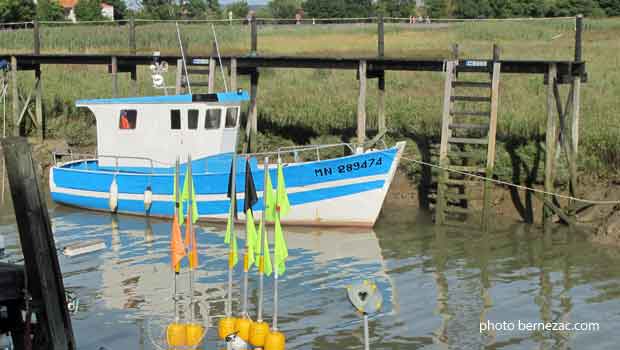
49 91 405 227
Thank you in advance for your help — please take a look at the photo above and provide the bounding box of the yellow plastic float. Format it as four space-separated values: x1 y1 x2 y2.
264 330 286 350
249 321 270 347
185 323 204 347
166 323 187 348
235 317 253 342
218 317 237 340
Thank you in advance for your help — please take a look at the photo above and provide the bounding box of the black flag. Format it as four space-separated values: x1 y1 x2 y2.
244 158 258 213
227 157 237 217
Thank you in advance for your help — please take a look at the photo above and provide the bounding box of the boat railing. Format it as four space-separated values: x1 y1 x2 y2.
52 151 172 173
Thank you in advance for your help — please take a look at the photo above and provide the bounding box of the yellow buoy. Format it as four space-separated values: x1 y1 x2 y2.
185 323 205 347
218 317 237 340
249 321 270 347
264 330 286 350
166 323 187 348
235 317 253 342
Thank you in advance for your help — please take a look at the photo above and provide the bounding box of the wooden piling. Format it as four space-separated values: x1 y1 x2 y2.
1 137 76 350
544 64 558 227
377 15 386 134
569 14 583 212
10 56 18 137
251 15 258 56
246 71 259 153
208 42 216 93
357 60 367 149
111 56 118 98
129 18 137 55
482 62 501 229
230 58 237 92
33 20 40 56
130 66 138 95
35 67 43 140
436 61 456 225
175 59 183 95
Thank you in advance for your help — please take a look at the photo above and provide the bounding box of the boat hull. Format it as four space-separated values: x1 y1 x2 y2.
50 143 405 227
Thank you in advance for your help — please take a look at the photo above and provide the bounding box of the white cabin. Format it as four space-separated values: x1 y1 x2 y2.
76 92 250 168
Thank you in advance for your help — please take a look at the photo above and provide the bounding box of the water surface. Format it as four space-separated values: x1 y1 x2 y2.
2 204 620 349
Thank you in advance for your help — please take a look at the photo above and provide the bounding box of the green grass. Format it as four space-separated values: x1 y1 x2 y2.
1 18 619 177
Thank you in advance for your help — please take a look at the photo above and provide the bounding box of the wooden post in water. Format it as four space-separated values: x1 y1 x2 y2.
33 20 40 56
1 137 76 350
482 61 501 230
111 56 118 98
377 15 386 134
208 42 216 93
251 15 258 56
569 15 583 213
130 66 138 96
35 67 43 140
10 56 18 136
230 58 237 92
129 18 137 55
544 64 558 228
175 59 184 95
246 71 259 153
357 60 367 150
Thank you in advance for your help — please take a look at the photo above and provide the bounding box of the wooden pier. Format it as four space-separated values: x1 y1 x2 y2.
0 15 587 228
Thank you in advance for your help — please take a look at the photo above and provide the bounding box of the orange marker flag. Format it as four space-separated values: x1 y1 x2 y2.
185 210 199 269
170 213 186 271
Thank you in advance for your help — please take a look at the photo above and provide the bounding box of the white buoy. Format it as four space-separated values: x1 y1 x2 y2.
144 186 153 212
62 239 106 257
109 178 118 212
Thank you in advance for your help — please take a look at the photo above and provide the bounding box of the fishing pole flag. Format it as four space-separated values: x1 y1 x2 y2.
170 213 186 270
225 159 239 268
181 165 199 269
244 158 259 269
274 163 290 275
181 166 199 224
264 166 276 222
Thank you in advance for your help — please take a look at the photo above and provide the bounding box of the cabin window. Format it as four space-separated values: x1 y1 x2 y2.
170 110 181 130
225 107 239 128
188 110 199 130
119 110 137 130
205 109 221 130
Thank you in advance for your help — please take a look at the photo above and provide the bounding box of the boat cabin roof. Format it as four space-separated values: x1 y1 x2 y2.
76 91 250 106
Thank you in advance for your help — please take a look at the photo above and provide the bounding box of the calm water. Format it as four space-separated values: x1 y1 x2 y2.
2 204 620 350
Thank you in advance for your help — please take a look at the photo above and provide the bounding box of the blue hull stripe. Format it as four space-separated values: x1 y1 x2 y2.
51 180 385 217
53 147 398 196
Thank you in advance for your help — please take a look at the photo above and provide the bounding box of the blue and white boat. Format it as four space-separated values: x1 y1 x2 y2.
49 91 405 227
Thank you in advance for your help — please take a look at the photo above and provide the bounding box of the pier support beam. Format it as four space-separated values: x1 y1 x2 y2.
230 58 237 92
208 42 216 93
2 137 76 350
10 56 18 137
35 67 43 141
246 70 259 153
544 64 558 228
357 60 367 150
111 56 118 98
129 18 137 55
377 15 386 134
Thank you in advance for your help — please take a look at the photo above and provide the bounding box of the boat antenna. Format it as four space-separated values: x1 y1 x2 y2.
175 22 192 94
211 24 229 92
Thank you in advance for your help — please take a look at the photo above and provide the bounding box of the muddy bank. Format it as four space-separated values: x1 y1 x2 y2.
385 169 620 246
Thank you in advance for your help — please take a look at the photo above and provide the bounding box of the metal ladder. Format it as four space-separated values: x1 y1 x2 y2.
435 60 501 227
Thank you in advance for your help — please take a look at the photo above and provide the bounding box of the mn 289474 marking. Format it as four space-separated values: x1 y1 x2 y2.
314 157 383 177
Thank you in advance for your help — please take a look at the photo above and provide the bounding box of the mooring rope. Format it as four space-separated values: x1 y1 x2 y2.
399 155 620 205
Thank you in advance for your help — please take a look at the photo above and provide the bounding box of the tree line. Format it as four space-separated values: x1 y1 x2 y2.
1 0 618 23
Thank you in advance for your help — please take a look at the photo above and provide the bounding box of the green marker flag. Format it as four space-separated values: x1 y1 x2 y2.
276 163 291 218
225 204 238 268
181 166 199 223
255 218 263 266
274 215 288 276
246 209 257 269
264 168 276 221
262 219 273 276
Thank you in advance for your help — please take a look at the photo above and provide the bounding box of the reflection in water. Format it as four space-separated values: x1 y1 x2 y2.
2 205 620 349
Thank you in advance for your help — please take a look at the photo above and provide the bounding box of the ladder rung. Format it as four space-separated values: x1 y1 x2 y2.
445 179 482 186
448 151 485 159
446 165 486 173
187 69 210 75
451 96 491 102
452 81 492 88
444 206 474 214
448 137 488 145
445 193 478 201
449 123 489 130
450 111 490 117
191 82 210 87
